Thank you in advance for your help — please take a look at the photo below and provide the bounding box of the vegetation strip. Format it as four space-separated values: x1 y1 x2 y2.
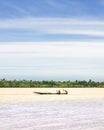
0 79 104 88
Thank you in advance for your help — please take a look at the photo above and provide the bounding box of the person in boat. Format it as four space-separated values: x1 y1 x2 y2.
57 90 61 94
63 89 68 94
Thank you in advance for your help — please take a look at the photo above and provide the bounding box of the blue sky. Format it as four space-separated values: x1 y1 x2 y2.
0 0 104 81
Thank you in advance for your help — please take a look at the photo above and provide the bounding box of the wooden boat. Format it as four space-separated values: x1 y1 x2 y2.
34 91 68 95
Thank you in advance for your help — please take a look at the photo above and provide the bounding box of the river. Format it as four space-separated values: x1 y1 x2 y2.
0 99 104 130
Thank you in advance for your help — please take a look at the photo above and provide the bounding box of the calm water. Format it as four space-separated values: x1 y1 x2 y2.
0 100 104 130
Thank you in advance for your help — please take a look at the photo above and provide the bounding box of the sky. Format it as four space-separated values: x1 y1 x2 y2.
0 0 104 81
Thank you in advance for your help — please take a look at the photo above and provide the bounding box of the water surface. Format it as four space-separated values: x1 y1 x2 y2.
0 99 104 130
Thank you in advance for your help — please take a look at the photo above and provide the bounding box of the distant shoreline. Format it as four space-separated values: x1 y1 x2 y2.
0 79 104 88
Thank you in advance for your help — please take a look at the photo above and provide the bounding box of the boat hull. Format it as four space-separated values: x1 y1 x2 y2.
34 92 68 95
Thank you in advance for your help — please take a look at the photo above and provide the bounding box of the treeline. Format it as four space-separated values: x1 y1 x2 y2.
0 79 104 88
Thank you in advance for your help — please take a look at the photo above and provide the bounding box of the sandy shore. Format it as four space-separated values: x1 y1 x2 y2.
0 88 104 103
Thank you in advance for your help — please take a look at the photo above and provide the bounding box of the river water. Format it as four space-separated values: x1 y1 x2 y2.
0 99 104 130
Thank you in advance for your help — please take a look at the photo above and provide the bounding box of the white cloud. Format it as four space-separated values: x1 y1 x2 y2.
0 18 104 37
0 42 104 80
0 41 104 58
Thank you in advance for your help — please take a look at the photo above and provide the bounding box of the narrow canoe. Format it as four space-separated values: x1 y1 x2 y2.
34 92 68 95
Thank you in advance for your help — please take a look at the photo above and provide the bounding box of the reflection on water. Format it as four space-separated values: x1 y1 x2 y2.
0 100 104 130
